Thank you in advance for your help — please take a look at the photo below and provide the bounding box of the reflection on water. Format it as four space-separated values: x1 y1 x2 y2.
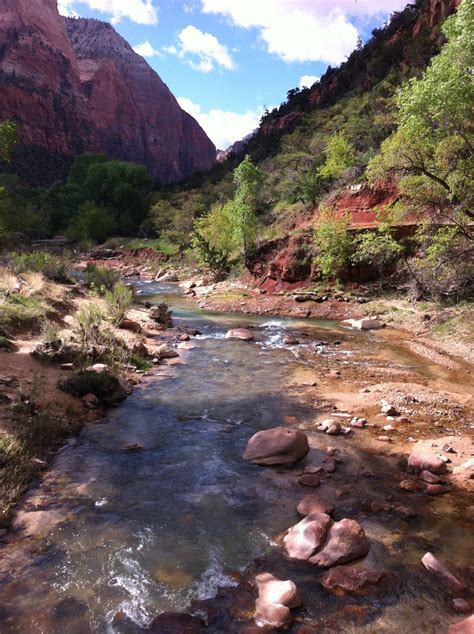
0 282 472 632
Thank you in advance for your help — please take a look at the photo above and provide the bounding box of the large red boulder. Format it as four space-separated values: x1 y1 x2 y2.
309 519 370 568
284 512 333 560
321 564 387 596
407 452 447 475
296 494 335 516
421 552 466 595
243 427 309 466
448 615 474 633
254 572 301 629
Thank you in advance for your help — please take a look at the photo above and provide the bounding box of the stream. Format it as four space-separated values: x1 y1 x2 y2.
0 281 472 633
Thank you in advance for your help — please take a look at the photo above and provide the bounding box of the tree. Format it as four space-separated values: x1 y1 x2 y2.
318 133 355 181
191 201 234 276
314 207 352 280
367 0 474 220
230 155 263 262
0 121 18 162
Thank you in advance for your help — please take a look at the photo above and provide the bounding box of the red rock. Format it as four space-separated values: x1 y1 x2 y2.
400 479 426 492
309 518 370 568
453 599 471 614
254 573 301 629
148 612 204 632
421 552 466 595
283 335 299 345
243 427 309 466
225 328 255 341
408 452 447 475
284 512 333 560
298 474 320 487
0 1 215 185
426 484 451 495
302 465 322 475
393 505 416 518
120 319 142 334
296 495 335 516
448 615 474 633
336 485 351 498
320 564 387 596
419 470 443 484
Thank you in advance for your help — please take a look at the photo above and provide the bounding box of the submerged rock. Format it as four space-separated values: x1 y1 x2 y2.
243 427 309 466
254 572 301 629
284 512 333 560
147 612 204 632
225 328 255 341
421 552 466 595
320 564 388 596
296 494 335 516
309 519 370 568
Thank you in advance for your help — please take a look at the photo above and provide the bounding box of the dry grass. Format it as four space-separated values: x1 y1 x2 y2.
0 267 18 293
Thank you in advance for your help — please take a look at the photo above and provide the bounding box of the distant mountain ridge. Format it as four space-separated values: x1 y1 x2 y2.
0 0 216 185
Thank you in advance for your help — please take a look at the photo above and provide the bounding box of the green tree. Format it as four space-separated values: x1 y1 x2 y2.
67 202 117 243
319 133 355 181
367 0 474 219
0 121 18 163
191 201 234 275
230 155 263 262
314 207 352 279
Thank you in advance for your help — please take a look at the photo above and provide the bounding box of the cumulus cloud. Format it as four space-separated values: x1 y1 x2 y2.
201 0 407 64
58 0 158 25
133 40 161 57
299 74 320 89
165 25 236 73
178 97 263 149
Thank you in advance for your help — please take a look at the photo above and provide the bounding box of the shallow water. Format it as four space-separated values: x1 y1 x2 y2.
0 282 472 633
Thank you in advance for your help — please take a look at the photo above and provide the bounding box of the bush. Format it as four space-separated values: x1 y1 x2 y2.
352 225 403 274
75 302 104 350
314 207 352 280
59 370 126 405
84 264 120 292
9 251 72 283
104 281 133 326
67 202 118 243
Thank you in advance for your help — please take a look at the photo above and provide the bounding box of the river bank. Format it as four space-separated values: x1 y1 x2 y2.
0 278 472 632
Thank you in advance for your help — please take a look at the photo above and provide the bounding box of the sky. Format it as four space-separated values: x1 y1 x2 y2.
58 0 410 150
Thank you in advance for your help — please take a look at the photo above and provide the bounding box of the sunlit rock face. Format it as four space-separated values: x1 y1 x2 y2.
0 1 216 184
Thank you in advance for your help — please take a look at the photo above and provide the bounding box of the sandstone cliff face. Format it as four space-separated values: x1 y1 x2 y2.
0 2 215 184
65 18 216 184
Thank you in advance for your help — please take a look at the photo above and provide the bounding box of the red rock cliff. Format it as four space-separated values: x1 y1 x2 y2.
0 1 216 184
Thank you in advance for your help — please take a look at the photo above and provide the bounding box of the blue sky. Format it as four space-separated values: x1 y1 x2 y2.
59 0 409 149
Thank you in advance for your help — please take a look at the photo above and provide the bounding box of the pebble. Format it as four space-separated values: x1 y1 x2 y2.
378 436 392 443
298 474 320 487
453 598 471 614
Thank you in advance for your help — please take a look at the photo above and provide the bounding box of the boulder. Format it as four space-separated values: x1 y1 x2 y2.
326 422 342 436
419 470 443 484
284 512 332 560
120 318 142 333
148 612 204 633
448 615 474 633
421 552 466 595
296 495 335 516
298 474 320 487
309 518 370 568
283 335 299 345
243 427 309 466
408 452 447 475
155 344 179 360
343 318 385 330
225 328 255 341
320 564 387 596
131 342 149 358
254 573 301 629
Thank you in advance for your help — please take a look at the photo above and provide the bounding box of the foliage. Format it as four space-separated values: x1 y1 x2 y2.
0 121 18 163
59 370 120 402
84 264 120 292
8 251 72 283
67 202 117 243
314 207 352 279
352 224 404 273
367 0 474 219
231 155 263 261
104 281 133 326
191 201 234 274
319 133 355 181
75 302 105 350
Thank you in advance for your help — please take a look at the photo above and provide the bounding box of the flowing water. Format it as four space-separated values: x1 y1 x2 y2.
0 282 472 633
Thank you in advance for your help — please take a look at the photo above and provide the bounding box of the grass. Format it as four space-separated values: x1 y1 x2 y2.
130 354 152 371
0 293 49 333
125 238 180 257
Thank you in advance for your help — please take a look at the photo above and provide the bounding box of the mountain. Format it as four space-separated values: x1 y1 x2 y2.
0 0 216 185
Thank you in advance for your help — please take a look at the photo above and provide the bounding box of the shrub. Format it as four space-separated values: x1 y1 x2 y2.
130 354 152 371
9 252 72 283
149 302 172 328
84 264 120 293
75 302 104 350
352 224 403 274
59 370 126 405
104 281 133 326
314 207 352 280
41 319 61 344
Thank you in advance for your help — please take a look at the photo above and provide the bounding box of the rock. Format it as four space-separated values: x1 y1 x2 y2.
150 303 173 328
121 442 144 451
81 393 99 408
296 494 335 516
243 427 309 466
453 599 471 614
320 564 387 596
393 505 416 518
31 340 80 364
86 363 109 373
148 612 205 633
284 512 333 560
351 419 367 428
120 318 142 333
309 519 370 567
254 572 301 630
335 485 351 498
421 552 466 595
60 363 75 370
381 400 399 416
378 436 392 443
326 421 342 436
155 344 179 359
302 465 322 475
225 328 255 341
449 615 474 633
132 342 149 357
156 272 179 282
426 484 451 495
408 452 447 475
298 474 321 487
283 335 299 345
179 334 190 342
400 479 425 492
419 470 443 484
343 318 385 330
52 596 88 619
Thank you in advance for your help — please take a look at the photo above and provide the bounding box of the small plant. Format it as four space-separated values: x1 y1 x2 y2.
59 370 125 405
9 252 72 283
75 302 104 350
41 319 61 344
149 302 172 328
105 282 133 326
84 264 120 293
130 354 152 371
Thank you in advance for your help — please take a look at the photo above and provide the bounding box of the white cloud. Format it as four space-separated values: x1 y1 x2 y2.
178 97 263 149
299 74 320 89
165 25 236 73
201 0 408 65
133 40 161 57
58 0 158 25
